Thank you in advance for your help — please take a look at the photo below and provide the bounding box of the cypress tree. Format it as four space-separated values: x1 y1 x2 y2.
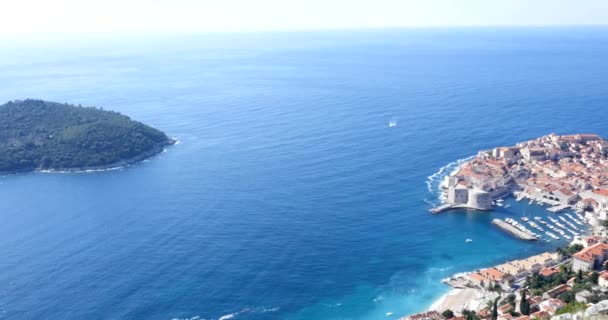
519 290 530 315
491 298 498 320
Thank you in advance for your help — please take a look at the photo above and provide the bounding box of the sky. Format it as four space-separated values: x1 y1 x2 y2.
1 0 607 34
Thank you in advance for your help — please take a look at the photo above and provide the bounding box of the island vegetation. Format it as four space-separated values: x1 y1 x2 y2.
0 99 174 173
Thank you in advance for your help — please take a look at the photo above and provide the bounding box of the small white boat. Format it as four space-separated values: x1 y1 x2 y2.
465 239 473 243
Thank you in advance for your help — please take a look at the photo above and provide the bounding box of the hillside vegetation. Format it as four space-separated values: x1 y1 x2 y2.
0 99 173 172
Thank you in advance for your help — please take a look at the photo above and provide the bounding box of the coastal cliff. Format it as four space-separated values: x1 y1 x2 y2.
0 99 174 173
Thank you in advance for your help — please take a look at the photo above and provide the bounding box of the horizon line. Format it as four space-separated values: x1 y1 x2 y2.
0 23 607 38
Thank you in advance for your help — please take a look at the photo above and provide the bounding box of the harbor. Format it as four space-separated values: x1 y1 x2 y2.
496 195 592 242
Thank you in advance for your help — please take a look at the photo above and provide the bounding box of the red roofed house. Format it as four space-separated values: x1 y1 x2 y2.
598 270 608 288
477 309 491 319
576 235 607 248
543 284 571 300
538 267 559 280
572 243 608 272
467 268 513 289
566 277 577 287
530 310 550 320
497 303 512 315
539 298 566 315
498 314 513 320
594 189 608 197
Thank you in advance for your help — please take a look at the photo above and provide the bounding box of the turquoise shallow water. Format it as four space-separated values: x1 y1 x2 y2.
0 28 607 320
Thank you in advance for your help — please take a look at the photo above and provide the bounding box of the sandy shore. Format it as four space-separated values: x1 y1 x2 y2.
429 288 483 312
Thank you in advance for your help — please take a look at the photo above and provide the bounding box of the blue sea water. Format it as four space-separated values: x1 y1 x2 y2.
0 27 608 320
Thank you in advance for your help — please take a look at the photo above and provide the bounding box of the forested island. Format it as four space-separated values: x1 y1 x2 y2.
0 99 175 173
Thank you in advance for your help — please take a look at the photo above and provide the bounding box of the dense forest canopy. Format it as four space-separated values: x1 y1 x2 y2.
0 99 173 172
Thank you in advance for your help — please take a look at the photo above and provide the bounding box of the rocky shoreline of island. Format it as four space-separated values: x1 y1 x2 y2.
0 138 176 175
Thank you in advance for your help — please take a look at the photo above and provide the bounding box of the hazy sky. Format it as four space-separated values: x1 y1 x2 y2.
2 0 607 34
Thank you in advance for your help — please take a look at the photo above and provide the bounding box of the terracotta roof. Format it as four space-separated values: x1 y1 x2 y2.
593 189 608 197
545 284 571 297
573 243 608 263
539 267 559 277
468 273 485 281
530 311 549 320
498 304 512 313
481 268 507 281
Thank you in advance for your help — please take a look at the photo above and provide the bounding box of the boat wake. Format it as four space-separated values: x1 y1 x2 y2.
388 117 398 127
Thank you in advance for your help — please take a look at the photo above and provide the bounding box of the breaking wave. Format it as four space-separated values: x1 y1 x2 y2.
425 155 474 193
173 306 280 320
424 155 474 206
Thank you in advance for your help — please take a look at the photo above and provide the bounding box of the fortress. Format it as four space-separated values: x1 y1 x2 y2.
447 186 492 210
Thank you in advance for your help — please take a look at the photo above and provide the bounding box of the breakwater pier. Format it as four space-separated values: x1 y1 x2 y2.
429 203 454 213
491 219 537 241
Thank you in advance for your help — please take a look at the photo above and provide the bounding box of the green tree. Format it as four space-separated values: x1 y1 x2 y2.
509 310 521 317
591 271 600 284
555 301 588 315
491 298 498 320
506 293 516 307
493 282 502 293
564 244 584 257
520 290 530 315
462 309 478 320
558 291 575 304
442 309 454 319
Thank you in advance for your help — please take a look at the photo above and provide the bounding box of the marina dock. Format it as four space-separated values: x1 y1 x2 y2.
491 219 538 241
548 204 570 212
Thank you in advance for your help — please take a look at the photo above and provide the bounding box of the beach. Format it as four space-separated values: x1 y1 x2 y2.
429 288 494 313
